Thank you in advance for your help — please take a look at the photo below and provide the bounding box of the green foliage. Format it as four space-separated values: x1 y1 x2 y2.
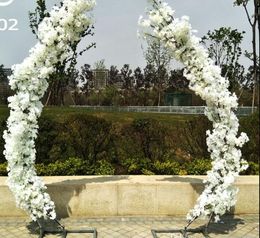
35 115 61 164
94 59 106 70
245 161 259 175
36 157 92 176
87 86 124 106
153 160 181 175
28 0 95 106
176 115 211 159
121 156 151 174
48 114 115 166
240 112 259 163
202 27 245 92
144 38 172 106
0 158 258 176
0 107 258 176
0 162 7 176
0 64 6 82
95 160 115 175
184 159 212 175
202 27 244 66
117 118 172 174
150 158 212 176
28 0 49 37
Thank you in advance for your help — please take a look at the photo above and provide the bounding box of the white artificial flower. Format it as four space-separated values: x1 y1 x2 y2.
4 0 96 221
139 0 249 222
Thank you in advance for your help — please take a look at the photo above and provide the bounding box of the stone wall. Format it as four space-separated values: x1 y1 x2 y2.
0 176 258 218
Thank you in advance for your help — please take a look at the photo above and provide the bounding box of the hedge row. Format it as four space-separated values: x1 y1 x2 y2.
0 157 258 176
0 111 258 175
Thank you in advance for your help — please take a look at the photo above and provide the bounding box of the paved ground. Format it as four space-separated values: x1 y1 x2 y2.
0 214 258 238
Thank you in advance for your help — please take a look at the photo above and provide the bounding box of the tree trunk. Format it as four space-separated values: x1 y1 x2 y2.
252 24 257 112
257 1 260 107
45 90 52 106
251 0 258 112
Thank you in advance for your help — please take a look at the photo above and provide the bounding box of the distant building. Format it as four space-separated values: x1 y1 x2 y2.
0 68 12 104
164 91 192 106
93 69 109 89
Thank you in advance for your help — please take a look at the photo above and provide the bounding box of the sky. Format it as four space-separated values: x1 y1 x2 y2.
0 0 255 71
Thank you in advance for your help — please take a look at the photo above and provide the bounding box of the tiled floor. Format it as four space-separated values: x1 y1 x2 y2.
0 214 258 238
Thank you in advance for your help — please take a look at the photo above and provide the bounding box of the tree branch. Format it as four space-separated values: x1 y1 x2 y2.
243 3 254 26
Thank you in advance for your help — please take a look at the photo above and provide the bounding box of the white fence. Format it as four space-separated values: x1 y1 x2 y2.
71 106 257 116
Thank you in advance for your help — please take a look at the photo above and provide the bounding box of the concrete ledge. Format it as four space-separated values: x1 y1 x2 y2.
0 176 258 218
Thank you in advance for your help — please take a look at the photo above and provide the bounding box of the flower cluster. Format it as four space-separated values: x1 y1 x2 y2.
3 0 95 221
139 0 249 222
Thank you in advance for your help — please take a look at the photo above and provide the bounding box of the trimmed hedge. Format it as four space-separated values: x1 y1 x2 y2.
0 158 258 176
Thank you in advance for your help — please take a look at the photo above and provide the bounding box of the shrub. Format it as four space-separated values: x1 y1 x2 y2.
131 118 170 161
0 162 7 176
241 161 259 175
240 111 259 163
35 115 61 164
152 160 181 175
121 156 152 174
0 109 258 176
184 158 212 175
48 114 115 166
36 157 93 176
95 160 115 175
0 158 258 176
175 115 212 159
116 118 173 174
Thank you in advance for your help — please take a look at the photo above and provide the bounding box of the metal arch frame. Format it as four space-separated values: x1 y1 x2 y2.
37 219 97 238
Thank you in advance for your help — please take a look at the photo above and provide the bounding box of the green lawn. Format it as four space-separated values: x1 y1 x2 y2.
0 105 198 127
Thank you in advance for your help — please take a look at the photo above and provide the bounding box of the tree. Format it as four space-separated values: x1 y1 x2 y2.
66 66 80 105
0 64 11 104
120 64 133 90
0 64 5 81
29 0 95 105
144 38 171 105
234 0 259 109
168 69 189 90
143 64 156 89
133 67 145 89
201 27 245 92
108 65 120 85
94 59 106 70
79 64 94 94
28 0 49 37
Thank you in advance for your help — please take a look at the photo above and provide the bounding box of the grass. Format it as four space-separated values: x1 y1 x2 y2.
0 105 198 127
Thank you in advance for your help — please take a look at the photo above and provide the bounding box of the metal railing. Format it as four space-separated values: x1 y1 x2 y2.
70 106 257 116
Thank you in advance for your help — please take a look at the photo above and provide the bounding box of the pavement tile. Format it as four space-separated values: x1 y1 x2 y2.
0 215 259 238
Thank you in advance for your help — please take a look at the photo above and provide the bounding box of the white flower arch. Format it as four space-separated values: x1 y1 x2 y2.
4 0 248 223
139 0 249 222
3 0 95 221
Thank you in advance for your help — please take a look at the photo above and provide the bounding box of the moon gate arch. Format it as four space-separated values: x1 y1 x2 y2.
4 0 248 227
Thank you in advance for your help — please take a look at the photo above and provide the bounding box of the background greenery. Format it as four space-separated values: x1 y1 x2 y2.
0 106 258 176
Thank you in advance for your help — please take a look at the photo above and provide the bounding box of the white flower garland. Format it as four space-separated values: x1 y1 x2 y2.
3 0 95 221
139 0 249 222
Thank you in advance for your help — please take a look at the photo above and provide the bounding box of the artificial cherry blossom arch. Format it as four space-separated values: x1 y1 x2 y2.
139 0 249 222
3 0 96 221
3 0 248 223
